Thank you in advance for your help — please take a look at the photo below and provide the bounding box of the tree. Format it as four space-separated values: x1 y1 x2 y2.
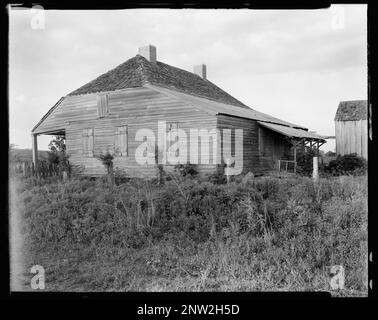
48 135 69 171
48 136 66 154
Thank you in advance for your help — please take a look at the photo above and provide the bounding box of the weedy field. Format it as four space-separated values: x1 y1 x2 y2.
10 171 368 295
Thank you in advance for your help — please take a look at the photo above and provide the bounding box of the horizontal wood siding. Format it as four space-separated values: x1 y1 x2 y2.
33 95 99 134
216 114 260 174
335 120 368 159
54 87 217 177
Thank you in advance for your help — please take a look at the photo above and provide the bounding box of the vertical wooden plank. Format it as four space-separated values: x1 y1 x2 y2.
340 121 344 155
339 122 344 155
355 120 362 157
361 119 368 159
344 122 349 155
348 121 354 155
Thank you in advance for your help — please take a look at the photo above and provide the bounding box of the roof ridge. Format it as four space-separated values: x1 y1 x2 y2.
68 54 249 108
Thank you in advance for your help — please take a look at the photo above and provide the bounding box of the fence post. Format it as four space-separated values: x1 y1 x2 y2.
225 158 232 184
22 162 27 177
62 171 68 181
312 156 319 181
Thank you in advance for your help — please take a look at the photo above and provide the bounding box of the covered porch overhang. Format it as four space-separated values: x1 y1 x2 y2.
257 121 327 173
31 128 65 165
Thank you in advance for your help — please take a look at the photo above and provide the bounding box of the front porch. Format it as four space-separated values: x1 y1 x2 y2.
31 128 65 165
258 121 327 173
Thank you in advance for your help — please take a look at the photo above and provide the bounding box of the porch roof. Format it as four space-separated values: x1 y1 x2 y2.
257 121 326 142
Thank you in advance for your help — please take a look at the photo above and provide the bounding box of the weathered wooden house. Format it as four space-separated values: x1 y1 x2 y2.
32 45 326 177
335 100 368 159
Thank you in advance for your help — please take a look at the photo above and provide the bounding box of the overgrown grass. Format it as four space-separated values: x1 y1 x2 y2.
11 172 368 295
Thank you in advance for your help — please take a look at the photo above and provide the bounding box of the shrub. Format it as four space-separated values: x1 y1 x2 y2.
324 153 367 176
207 164 227 185
325 151 336 157
296 147 317 176
174 164 198 177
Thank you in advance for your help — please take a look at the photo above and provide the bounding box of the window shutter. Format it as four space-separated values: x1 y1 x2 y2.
83 128 94 157
114 127 120 156
97 94 108 118
167 122 179 158
114 126 128 156
120 126 128 156
82 129 88 157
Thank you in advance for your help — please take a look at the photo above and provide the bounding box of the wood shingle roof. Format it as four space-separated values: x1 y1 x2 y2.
68 55 248 109
335 100 367 121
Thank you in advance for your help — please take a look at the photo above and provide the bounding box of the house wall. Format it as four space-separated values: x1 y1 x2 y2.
33 94 99 134
34 86 297 177
37 87 218 177
216 114 260 174
335 119 368 159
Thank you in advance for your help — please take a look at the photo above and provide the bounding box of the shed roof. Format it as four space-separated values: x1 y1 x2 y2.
257 121 326 141
68 55 248 109
335 100 367 121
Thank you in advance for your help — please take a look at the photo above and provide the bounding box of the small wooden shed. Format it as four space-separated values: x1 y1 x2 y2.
334 100 368 159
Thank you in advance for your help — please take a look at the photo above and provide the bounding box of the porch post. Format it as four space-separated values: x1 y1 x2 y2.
32 133 38 166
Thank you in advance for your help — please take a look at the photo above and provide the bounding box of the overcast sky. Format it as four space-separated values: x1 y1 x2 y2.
9 6 367 151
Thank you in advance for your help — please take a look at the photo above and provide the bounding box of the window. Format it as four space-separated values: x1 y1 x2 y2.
114 126 128 156
82 128 94 157
97 94 109 118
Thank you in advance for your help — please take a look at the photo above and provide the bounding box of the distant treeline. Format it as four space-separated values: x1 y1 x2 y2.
9 148 49 163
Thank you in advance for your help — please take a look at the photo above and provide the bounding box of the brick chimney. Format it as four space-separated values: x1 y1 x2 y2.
193 64 207 79
138 45 157 63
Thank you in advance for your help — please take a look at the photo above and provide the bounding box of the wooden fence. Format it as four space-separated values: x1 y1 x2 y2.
10 160 71 179
278 160 296 173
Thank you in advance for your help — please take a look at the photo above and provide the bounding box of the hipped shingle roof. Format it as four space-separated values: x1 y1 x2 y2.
69 55 248 108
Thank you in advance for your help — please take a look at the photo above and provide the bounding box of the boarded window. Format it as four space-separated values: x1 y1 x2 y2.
97 94 109 118
82 128 94 157
114 126 128 156
167 122 179 157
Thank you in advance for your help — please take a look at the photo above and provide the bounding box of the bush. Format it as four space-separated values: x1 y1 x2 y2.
174 164 198 177
296 148 317 176
324 153 367 176
207 164 227 184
